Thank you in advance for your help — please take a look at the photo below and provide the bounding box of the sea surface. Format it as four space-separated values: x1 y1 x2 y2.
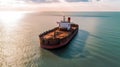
0 11 120 67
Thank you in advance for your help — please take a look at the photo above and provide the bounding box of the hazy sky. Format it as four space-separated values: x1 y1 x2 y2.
27 0 89 3
0 0 120 11
0 0 120 4
23 0 120 3
26 0 120 3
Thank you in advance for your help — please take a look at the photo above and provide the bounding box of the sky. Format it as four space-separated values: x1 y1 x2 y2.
0 0 120 11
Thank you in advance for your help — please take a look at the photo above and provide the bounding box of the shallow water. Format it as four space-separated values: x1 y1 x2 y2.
0 11 120 67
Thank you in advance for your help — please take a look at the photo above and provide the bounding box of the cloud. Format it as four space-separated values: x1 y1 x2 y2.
24 0 89 3
66 0 89 2
0 0 120 11
30 0 59 3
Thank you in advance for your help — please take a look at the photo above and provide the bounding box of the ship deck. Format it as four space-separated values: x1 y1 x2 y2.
43 27 77 39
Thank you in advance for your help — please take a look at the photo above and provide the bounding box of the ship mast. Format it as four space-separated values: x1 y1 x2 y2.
63 16 65 22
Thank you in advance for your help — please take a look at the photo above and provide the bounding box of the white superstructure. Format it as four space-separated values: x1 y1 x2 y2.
57 16 71 30
59 21 71 30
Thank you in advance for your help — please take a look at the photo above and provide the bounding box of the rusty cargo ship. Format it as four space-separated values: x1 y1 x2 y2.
39 16 79 49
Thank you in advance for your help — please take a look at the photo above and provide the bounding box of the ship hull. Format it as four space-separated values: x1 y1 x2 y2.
39 24 79 49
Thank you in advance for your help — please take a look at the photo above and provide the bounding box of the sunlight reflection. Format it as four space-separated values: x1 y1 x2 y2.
0 11 24 27
0 11 26 67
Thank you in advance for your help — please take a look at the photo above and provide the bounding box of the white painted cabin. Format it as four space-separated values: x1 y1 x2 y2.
59 21 71 30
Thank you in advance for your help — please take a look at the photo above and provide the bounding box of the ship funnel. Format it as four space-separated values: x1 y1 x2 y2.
68 17 71 23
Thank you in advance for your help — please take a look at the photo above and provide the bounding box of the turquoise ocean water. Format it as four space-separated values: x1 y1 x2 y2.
0 12 120 67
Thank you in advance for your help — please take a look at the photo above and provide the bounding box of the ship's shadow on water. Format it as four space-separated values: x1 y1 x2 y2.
47 30 90 59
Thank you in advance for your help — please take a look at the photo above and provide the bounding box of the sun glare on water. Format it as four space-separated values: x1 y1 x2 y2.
0 11 25 27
